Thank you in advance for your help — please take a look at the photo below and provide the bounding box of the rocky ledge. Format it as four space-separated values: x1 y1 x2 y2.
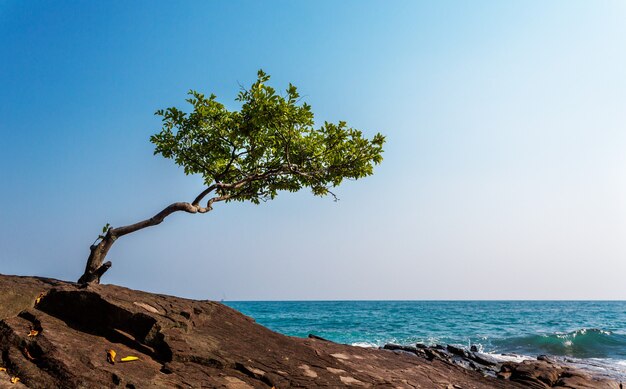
0 274 620 388
382 343 622 388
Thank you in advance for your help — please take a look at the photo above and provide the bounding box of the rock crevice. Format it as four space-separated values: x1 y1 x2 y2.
0 274 620 388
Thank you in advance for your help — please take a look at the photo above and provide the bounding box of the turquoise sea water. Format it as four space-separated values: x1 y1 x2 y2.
225 301 626 376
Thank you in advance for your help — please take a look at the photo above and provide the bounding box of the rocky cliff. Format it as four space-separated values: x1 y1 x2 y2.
0 274 620 388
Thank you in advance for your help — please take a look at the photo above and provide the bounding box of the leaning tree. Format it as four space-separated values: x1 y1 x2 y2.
78 70 385 284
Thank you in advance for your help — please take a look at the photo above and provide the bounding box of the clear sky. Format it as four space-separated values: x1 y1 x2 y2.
1 1 625 300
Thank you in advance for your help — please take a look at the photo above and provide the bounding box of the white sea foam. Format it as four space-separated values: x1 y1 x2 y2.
479 353 626 381
532 356 626 381
483 353 532 364
351 342 378 348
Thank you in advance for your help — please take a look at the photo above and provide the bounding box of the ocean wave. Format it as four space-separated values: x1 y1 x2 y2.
351 342 378 348
492 328 626 359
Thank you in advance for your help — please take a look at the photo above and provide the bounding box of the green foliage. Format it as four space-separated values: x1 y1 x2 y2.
150 70 385 204
93 223 111 245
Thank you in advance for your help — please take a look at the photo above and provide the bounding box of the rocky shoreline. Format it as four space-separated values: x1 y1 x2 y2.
0 274 621 388
381 343 622 388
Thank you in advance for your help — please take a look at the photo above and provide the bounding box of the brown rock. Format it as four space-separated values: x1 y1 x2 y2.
447 344 469 358
512 360 562 386
556 371 621 389
0 274 619 388
499 360 621 389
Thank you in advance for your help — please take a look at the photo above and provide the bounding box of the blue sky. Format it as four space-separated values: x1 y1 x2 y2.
1 1 625 299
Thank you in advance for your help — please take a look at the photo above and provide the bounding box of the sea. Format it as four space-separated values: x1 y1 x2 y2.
225 300 626 381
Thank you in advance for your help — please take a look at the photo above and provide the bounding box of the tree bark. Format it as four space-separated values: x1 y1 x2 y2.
77 176 266 284
78 190 221 285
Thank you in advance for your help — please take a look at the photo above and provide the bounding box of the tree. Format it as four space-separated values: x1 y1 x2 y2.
78 70 385 284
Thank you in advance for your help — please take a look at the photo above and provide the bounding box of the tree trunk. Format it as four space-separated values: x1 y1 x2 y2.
77 183 242 285
77 234 117 284
77 201 212 284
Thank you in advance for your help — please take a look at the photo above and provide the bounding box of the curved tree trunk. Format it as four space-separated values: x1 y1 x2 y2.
77 235 116 284
77 202 201 284
77 178 260 284
78 185 226 284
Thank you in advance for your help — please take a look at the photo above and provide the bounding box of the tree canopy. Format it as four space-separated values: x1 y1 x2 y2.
150 70 385 206
79 70 384 284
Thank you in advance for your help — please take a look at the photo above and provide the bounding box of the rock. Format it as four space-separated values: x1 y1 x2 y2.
494 359 622 389
537 354 556 363
447 344 469 358
415 343 428 349
0 274 524 388
503 360 561 387
468 352 499 366
0 275 65 320
413 348 428 359
424 348 451 362
470 345 478 352
383 344 418 353
0 274 620 388
308 334 331 342
497 370 512 380
556 371 621 389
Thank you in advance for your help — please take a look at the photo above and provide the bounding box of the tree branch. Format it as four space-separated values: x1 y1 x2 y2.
216 166 286 191
111 202 200 238
192 184 217 206
214 143 243 182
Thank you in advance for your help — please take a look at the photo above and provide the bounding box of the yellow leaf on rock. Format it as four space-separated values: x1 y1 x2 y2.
27 330 39 337
106 349 116 364
0 367 6 372
120 356 139 362
10 376 20 384
35 292 45 305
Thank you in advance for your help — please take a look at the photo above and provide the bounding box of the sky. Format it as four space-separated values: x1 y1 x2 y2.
1 1 625 300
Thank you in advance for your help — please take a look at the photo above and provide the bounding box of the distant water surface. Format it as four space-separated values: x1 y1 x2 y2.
225 301 626 377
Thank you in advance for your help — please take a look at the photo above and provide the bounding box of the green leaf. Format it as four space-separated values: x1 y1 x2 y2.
151 70 385 204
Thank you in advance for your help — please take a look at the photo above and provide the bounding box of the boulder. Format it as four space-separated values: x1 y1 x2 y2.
468 352 499 367
0 274 620 388
382 344 418 353
0 274 523 388
499 360 621 389
446 344 469 358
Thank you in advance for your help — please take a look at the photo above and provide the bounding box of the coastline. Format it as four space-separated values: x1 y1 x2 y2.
0 274 621 388
228 299 626 382
381 342 623 387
